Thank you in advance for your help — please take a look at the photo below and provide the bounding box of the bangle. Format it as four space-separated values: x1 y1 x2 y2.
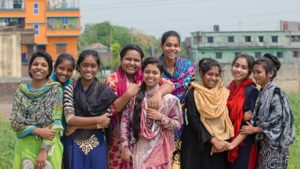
97 124 103 129
160 114 164 121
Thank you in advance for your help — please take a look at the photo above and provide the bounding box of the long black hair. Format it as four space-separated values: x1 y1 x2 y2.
132 57 163 142
253 53 281 80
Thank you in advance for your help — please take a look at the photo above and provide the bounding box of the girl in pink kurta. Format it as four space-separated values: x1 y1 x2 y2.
105 44 174 169
120 57 183 169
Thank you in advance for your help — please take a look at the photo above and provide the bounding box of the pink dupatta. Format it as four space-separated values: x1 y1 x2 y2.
138 97 174 169
116 66 143 97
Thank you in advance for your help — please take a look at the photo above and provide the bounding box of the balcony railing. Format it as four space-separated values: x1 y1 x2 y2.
48 17 79 30
47 0 79 9
0 18 25 28
0 0 24 10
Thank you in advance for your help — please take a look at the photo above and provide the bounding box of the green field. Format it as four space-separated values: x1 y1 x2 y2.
1 93 299 169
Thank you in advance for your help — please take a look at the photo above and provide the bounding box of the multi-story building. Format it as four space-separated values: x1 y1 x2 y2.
190 25 300 63
0 0 80 61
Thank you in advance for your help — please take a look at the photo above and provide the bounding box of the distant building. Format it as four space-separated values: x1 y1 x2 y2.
190 24 300 63
184 37 193 60
280 20 300 32
0 27 34 77
0 0 81 60
88 43 112 62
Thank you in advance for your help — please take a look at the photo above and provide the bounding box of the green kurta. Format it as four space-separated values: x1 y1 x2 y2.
10 81 63 169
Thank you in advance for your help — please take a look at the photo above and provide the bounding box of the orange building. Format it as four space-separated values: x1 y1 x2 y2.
0 0 80 60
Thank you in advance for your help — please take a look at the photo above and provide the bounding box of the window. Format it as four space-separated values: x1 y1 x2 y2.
56 43 67 54
272 36 278 43
13 0 22 8
4 18 10 23
245 36 251 42
255 52 261 58
228 36 234 43
207 36 214 43
34 24 39 35
294 51 300 58
290 35 300 42
48 17 79 30
61 17 69 24
235 52 241 57
216 52 222 59
259 36 264 42
277 52 283 58
34 3 39 14
37 45 46 51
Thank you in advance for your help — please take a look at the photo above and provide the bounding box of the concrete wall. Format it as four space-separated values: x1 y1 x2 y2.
194 62 300 92
0 77 30 119
226 62 299 92
0 31 22 77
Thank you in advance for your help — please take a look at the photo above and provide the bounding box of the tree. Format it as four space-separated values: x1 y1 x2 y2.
111 42 121 70
78 21 161 70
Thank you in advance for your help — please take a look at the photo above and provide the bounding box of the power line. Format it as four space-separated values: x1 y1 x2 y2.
82 10 300 24
80 0 223 10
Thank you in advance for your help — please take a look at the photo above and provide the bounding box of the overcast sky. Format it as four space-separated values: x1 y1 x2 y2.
80 0 300 38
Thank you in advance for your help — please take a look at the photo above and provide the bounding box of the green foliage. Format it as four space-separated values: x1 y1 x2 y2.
0 120 16 169
287 93 300 169
78 21 112 49
111 42 121 70
78 21 161 61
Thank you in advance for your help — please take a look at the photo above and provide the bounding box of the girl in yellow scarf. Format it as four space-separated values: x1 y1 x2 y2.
181 58 233 169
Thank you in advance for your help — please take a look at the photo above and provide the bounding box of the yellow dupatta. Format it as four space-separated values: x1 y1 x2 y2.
191 81 234 141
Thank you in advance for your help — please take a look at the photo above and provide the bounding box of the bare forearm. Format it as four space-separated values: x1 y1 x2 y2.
68 116 98 126
32 128 41 135
69 124 98 129
114 92 132 112
254 126 262 133
231 133 247 148
158 82 173 95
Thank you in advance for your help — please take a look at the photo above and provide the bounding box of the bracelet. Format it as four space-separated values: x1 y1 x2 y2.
160 114 164 121
97 124 103 129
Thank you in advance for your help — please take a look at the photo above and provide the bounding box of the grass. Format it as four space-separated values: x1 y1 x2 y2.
0 119 16 169
287 93 300 169
0 93 299 169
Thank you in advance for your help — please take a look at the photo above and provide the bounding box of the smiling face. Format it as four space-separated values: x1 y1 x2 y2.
231 57 250 83
143 63 162 90
121 50 142 78
55 60 74 83
253 64 272 88
161 35 181 61
201 66 221 89
77 55 99 81
29 56 50 81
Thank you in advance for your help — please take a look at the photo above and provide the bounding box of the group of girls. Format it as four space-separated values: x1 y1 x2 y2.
10 30 295 169
181 53 295 169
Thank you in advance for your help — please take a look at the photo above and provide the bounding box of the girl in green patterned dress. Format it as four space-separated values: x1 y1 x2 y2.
10 51 64 169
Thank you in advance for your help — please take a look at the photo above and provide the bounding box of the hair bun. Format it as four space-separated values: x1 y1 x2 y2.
263 53 281 71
